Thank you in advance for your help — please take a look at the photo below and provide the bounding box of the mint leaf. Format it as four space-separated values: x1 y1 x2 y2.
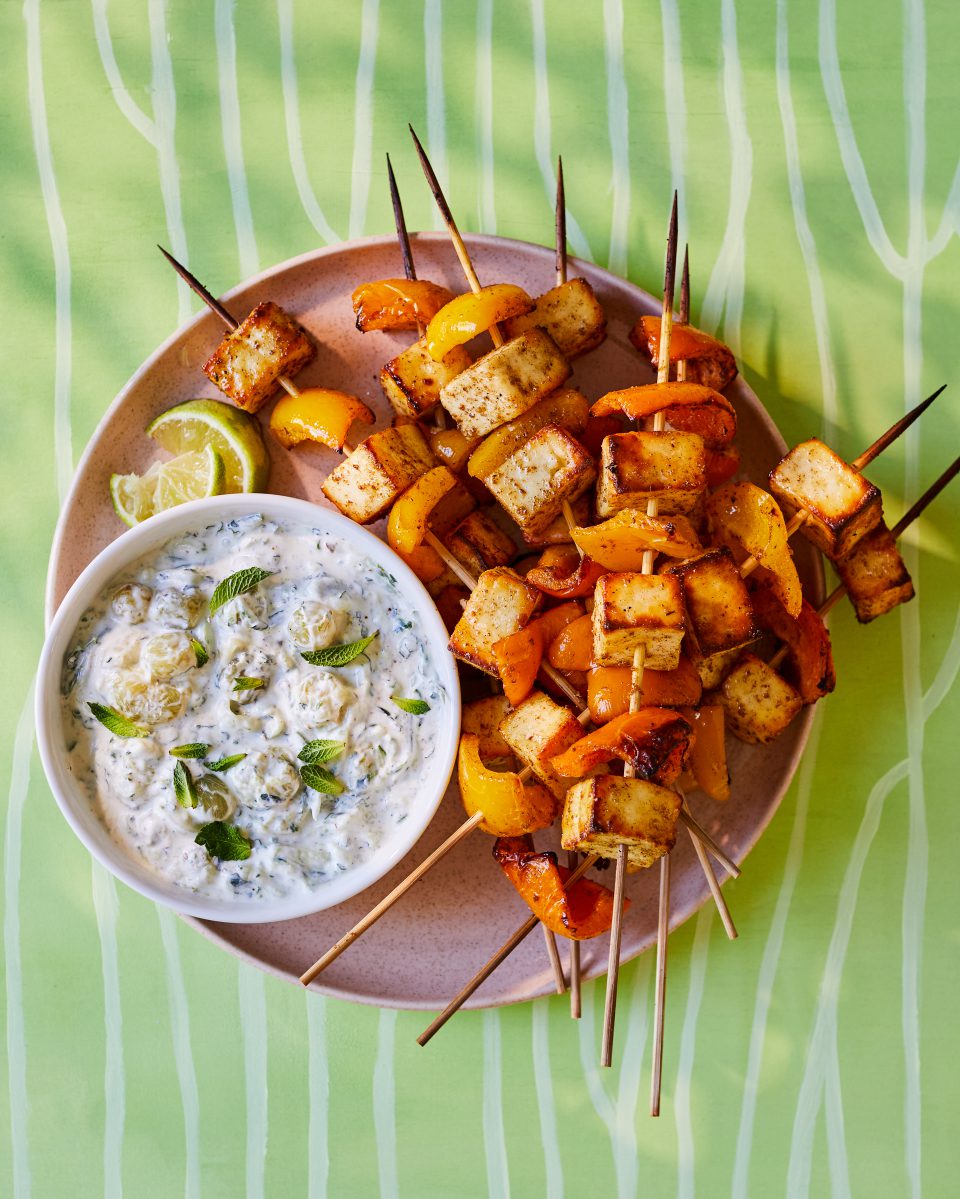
173 760 198 809
209 567 273 615
232 676 265 692
87 702 147 738
300 763 345 795
298 739 345 764
205 753 247 772
195 821 252 861
190 637 209 667
300 632 378 667
391 696 431 715
170 742 209 759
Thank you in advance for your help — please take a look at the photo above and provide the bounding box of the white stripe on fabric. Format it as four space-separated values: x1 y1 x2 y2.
307 994 330 1199
675 907 713 1199
215 0 260 278
603 0 630 276
423 0 448 231
483 1010 511 1199
475 0 496 235
91 864 124 1199
239 964 268 1199
373 1007 399 1199
659 0 688 248
90 0 157 144
157 908 201 1199
4 685 36 1199
531 1001 563 1199
349 0 380 240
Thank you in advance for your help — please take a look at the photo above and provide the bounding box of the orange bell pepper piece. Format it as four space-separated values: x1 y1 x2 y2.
750 580 836 704
386 466 458 556
579 414 622 459
591 382 736 448
680 705 730 801
492 601 583 707
458 734 559 836
586 656 703 723
706 481 803 616
705 446 741 488
493 836 622 940
351 278 455 332
547 613 593 671
570 511 702 570
629 315 739 392
269 388 374 452
393 542 446 585
426 284 535 361
526 554 607 599
550 709 693 784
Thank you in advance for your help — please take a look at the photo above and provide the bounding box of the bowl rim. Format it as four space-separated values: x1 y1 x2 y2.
35 492 462 923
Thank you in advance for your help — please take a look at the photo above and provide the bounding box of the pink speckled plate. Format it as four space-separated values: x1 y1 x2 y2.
47 234 820 1010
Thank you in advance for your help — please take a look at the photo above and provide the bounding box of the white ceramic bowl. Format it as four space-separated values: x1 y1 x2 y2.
36 493 461 923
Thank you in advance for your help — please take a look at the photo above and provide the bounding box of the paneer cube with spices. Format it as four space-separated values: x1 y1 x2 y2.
663 546 758 657
448 567 542 676
832 519 915 622
768 438 882 559
321 424 434 524
379 337 473 420
203 301 316 413
561 775 681 869
502 277 607 359
718 652 803 744
596 430 707 517
498 690 585 800
485 425 596 539
439 328 571 441
447 510 517 577
591 572 685 671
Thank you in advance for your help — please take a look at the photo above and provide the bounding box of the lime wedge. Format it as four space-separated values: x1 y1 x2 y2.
147 398 270 493
110 446 226 526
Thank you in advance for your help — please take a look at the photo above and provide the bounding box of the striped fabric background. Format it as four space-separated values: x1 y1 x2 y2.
4 1 959 1194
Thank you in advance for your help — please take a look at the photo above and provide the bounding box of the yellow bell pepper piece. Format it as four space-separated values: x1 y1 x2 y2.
386 466 458 556
351 278 454 332
466 389 590 479
425 284 534 362
570 511 702 569
458 733 559 836
270 388 373 452
429 427 480 474
706 481 802 616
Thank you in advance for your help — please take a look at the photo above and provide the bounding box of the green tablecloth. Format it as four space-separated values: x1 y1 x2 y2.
4 2 958 1194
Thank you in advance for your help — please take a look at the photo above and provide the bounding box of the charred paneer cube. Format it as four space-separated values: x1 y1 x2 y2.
439 328 571 441
320 424 434 524
380 337 472 420
592 572 685 670
485 425 596 539
561 776 681 869
768 438 882 559
447 510 517 577
718 652 803 744
832 519 915 622
502 277 607 359
498 690 585 800
664 546 758 656
203 301 316 413
596 430 707 517
449 567 543 676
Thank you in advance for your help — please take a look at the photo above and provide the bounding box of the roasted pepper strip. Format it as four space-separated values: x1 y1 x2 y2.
526 554 607 599
352 278 456 332
591 382 736 448
586 658 703 723
269 388 374 452
386 466 458 555
430 427 480 474
492 602 583 707
550 709 693 784
629 315 738 392
426 284 535 361
706 481 803 616
548 613 593 672
750 580 836 704
680 705 730 801
493 836 622 940
570 511 702 569
458 734 559 835
705 446 741 488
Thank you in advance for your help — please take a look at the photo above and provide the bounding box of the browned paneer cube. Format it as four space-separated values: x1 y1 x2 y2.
832 519 915 622
502 277 607 359
561 776 681 869
380 338 472 419
498 690 585 800
321 424 434 524
592 572 685 670
203 301 316 413
768 438 882 559
439 328 571 441
449 567 543 676
664 546 758 656
461 695 514 760
521 493 591 547
688 643 744 690
485 425 596 539
447 510 517 577
719 652 803 744
596 430 707 517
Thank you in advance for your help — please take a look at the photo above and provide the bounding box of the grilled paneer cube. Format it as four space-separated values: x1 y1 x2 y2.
502 277 607 359
718 652 803 743
461 695 515 760
688 643 744 690
561 776 681 869
485 425 596 539
596 430 707 517
380 338 472 419
664 546 758 656
498 690 585 799
768 438 882 559
449 567 543 676
833 519 915 622
439 328 571 441
592 572 685 670
203 301 316 413
447 510 517 577
320 424 434 524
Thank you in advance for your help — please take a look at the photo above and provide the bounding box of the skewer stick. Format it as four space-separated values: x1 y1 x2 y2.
555 156 567 288
685 809 737 939
417 853 600 1046
543 926 567 994
409 125 503 348
677 807 741 878
649 850 671 1116
568 850 582 1018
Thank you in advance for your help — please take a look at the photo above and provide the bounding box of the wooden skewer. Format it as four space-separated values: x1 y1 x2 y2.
568 850 582 1018
543 924 567 994
683 800 737 939
418 853 600 1046
555 156 567 288
649 849 671 1116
